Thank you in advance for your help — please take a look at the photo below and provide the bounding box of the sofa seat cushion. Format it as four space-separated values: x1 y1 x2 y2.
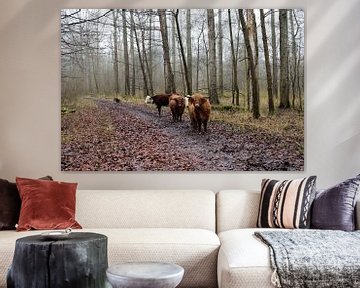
0 228 219 288
101 228 220 288
218 228 281 288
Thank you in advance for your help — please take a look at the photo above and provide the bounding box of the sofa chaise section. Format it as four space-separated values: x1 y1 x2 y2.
216 190 273 288
216 189 360 288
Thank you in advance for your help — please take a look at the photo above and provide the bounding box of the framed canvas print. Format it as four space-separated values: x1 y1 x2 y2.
61 9 304 171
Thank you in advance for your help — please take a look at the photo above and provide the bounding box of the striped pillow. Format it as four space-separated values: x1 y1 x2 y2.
257 176 317 229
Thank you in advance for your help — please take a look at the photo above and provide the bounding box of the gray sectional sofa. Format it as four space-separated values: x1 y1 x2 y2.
0 189 359 288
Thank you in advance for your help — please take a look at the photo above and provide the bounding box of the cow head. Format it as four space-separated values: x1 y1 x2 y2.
145 95 153 104
187 94 209 109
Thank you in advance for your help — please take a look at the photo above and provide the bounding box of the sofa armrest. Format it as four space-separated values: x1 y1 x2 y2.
356 200 360 230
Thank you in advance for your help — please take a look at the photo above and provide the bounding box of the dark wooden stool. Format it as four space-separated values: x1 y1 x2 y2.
7 232 108 288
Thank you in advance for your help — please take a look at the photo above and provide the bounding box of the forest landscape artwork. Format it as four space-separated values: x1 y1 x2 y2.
61 9 305 171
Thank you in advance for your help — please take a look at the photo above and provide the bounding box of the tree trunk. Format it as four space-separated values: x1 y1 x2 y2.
245 50 250 111
130 10 136 96
228 9 239 106
148 10 153 94
279 9 290 109
239 9 260 119
207 9 219 104
218 9 224 97
175 10 191 95
122 9 130 96
140 15 153 96
132 11 149 96
91 53 99 94
158 9 176 93
178 45 186 93
91 21 100 94
186 9 193 94
172 11 176 89
112 9 120 95
248 9 259 111
289 10 297 109
297 27 303 112
203 32 210 93
196 20 205 92
196 36 200 92
271 9 278 99
260 9 274 115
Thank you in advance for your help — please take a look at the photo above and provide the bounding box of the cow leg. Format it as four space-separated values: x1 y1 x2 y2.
203 121 208 133
198 121 202 134
157 106 161 116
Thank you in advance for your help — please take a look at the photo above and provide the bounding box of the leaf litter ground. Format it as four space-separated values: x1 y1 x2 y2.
61 98 304 171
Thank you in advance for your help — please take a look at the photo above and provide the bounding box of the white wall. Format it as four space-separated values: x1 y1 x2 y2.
0 0 359 191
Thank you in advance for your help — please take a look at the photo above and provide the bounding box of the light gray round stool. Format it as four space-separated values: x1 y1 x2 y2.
106 262 184 288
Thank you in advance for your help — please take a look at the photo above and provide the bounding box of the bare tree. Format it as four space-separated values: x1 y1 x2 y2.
130 10 136 95
239 9 260 119
218 9 224 97
174 10 191 95
139 13 153 96
112 9 120 95
271 9 278 99
132 10 149 96
279 9 290 108
207 9 219 104
90 12 100 94
203 31 210 91
186 10 193 94
196 20 205 92
122 9 130 96
148 10 153 91
228 9 240 106
297 24 303 112
260 9 274 115
158 9 176 93
248 10 259 111
171 11 176 87
289 10 297 108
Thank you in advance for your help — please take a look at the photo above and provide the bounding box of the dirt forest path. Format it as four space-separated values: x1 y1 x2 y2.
61 98 304 171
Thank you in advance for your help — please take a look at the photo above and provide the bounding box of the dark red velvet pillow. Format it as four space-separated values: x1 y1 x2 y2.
16 177 82 231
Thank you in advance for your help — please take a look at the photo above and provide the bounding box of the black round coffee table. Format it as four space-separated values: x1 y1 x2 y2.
7 232 108 288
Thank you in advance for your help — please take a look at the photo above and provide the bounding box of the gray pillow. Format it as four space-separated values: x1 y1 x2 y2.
311 174 360 231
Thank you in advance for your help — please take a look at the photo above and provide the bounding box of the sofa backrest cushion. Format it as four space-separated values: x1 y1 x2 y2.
217 190 360 233
216 190 260 233
76 190 216 231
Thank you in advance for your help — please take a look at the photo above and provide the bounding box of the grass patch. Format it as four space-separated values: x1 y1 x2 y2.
211 91 304 150
211 109 304 149
61 95 99 114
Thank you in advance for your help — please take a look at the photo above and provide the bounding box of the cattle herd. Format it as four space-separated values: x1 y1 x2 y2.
144 93 211 134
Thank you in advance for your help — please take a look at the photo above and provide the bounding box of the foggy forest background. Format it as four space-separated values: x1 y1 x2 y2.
61 9 305 118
